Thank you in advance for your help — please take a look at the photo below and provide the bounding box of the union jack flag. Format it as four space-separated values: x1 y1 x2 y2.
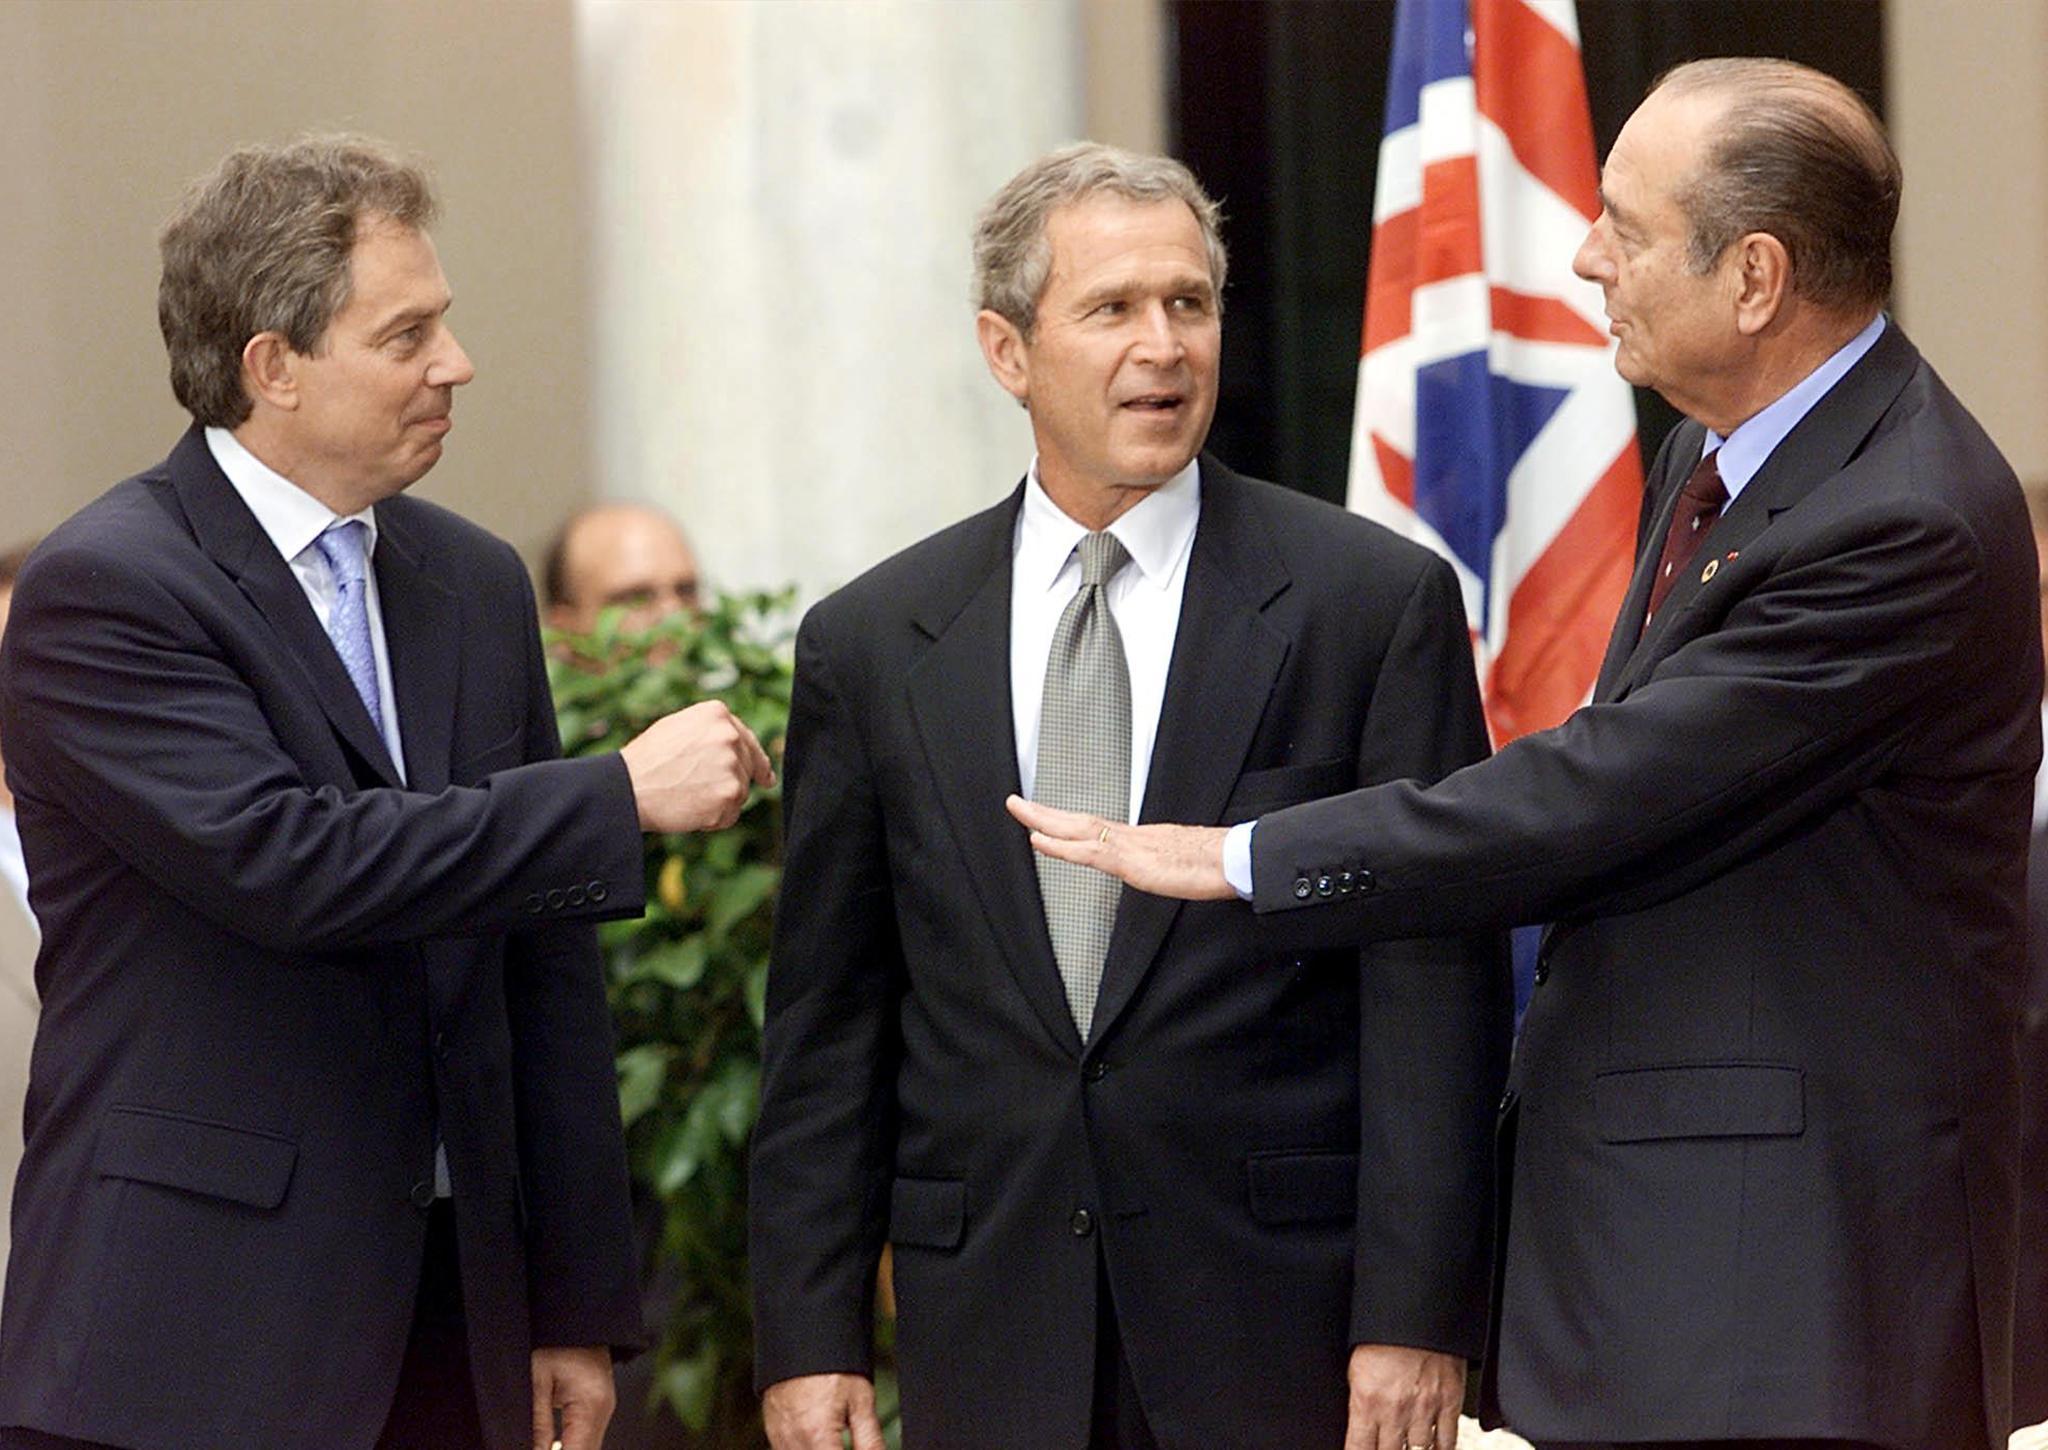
1348 0 1640 746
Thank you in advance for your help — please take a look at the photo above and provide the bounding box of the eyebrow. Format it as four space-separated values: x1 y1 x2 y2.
372 297 452 336
1071 273 1215 312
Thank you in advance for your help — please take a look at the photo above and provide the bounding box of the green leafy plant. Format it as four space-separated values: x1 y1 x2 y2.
548 592 795 1444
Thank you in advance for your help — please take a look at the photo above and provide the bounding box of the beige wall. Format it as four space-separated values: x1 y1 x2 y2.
0 0 591 561
1889 0 2048 483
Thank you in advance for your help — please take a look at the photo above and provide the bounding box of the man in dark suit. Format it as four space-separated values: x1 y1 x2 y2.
748 145 1510 1450
0 137 771 1450
1015 61 2038 1450
2017 489 2048 1432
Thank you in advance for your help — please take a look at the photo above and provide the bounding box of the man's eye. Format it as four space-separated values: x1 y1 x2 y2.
1094 300 1126 317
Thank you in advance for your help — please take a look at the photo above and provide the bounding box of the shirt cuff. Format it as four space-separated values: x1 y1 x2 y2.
1223 820 1257 901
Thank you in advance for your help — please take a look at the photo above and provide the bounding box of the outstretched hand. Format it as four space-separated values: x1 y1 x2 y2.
1005 795 1236 901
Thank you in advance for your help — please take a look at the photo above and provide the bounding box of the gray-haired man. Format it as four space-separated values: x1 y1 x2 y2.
749 143 1510 1450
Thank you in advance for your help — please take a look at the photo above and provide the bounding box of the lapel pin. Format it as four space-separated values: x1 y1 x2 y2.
1700 559 1720 583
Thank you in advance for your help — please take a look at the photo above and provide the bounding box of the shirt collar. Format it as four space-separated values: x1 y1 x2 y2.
205 426 379 565
1015 456 1202 597
1704 312 1887 501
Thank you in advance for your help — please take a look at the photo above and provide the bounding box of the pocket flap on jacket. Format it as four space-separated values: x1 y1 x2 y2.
1595 1063 1804 1143
1221 758 1353 824
94 1106 298 1209
1245 1150 1357 1225
889 1176 965 1249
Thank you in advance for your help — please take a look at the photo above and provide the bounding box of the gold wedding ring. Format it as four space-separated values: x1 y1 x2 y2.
1097 824 1112 844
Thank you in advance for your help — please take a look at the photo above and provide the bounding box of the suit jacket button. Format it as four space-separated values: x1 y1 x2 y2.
545 888 565 910
566 884 588 907
1315 875 1334 898
1069 1209 1095 1237
1292 877 1312 900
409 1179 436 1211
1533 959 1551 986
1085 1060 1107 1083
523 892 544 915
589 880 609 904
1498 1090 1519 1116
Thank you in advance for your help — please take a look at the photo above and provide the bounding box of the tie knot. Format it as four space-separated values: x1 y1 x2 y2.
1684 449 1729 508
314 519 370 589
1076 530 1131 589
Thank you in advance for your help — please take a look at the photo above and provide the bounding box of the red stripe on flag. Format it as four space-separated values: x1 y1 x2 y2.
1488 287 1607 347
1363 208 1418 355
1373 432 1418 511
1418 154 1484 286
1485 441 1641 741
1472 0 1601 220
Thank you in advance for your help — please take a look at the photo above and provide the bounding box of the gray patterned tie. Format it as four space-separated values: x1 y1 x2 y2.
1033 530 1132 1040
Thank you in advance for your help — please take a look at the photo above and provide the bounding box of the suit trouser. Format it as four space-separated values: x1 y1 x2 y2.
0 1200 485 1450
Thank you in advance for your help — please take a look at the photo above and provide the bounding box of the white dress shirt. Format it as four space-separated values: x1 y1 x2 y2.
204 427 406 782
1012 459 1201 818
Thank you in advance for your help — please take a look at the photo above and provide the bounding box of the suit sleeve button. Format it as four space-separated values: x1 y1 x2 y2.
409 1179 436 1211
523 892 544 915
544 888 565 910
1292 877 1312 900
1069 1209 1095 1237
1315 875 1334 897
566 884 588 907
1336 870 1355 895
589 880 609 903
1357 869 1375 892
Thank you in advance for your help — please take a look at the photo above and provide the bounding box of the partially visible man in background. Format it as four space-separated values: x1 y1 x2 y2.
0 542 36 1314
2019 484 2048 1433
0 136 770 1450
0 544 32 923
543 502 702 634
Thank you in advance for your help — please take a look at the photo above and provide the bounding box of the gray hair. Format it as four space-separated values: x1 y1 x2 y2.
158 135 438 428
973 142 1227 337
1654 58 1899 312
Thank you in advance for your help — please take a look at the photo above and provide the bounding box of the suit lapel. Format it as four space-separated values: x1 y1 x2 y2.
371 504 459 793
1088 459 1291 1047
905 488 1081 1058
1608 323 1921 699
168 428 401 786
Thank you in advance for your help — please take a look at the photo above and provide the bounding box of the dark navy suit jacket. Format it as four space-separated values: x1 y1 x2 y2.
1252 326 2039 1450
0 428 647 1450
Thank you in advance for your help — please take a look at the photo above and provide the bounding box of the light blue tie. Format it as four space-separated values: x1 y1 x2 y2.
312 520 384 734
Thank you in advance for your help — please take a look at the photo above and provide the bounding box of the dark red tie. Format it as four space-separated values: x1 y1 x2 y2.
1645 449 1728 622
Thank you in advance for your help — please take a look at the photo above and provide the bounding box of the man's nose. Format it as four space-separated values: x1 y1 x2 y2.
432 329 476 387
1131 300 1185 362
1572 220 1612 284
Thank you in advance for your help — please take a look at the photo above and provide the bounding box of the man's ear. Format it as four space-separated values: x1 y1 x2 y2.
241 331 301 412
1731 232 1791 337
975 309 1031 408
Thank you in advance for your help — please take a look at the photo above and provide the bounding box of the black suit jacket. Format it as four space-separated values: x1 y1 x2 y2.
749 458 1510 1447
1250 325 2039 1449
0 428 647 1450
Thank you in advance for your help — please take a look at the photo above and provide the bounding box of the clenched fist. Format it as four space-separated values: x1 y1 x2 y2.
619 700 775 833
